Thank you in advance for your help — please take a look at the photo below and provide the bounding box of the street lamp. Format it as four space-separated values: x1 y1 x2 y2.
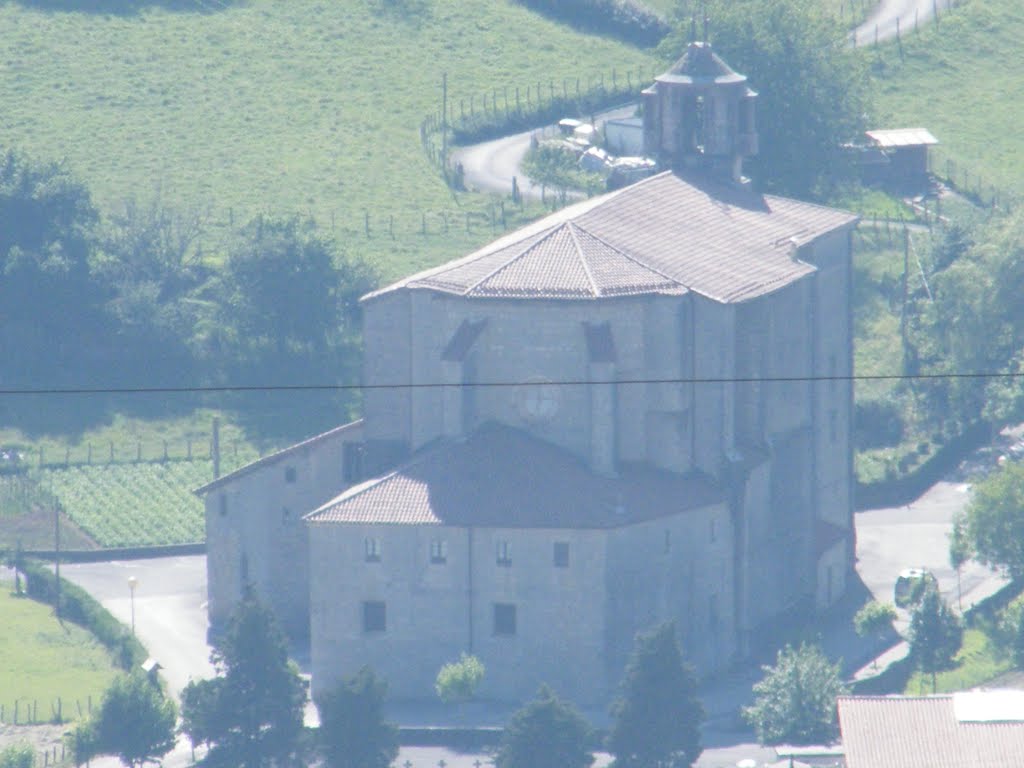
127 575 138 635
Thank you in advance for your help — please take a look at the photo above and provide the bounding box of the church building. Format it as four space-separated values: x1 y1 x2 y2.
198 41 858 705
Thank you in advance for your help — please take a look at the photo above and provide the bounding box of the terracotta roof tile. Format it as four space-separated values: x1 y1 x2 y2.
838 694 1024 768
306 423 723 528
367 172 857 305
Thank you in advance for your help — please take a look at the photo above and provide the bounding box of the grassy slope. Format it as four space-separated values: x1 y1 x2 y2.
871 0 1024 197
0 0 656 281
0 581 117 721
904 626 1015 695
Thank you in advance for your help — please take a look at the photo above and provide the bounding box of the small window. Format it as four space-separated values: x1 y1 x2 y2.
553 541 570 568
284 466 297 484
365 537 382 563
218 494 228 517
710 517 716 544
664 529 671 554
430 539 448 564
362 601 386 633
282 507 291 522
240 552 249 584
493 603 516 636
496 540 512 567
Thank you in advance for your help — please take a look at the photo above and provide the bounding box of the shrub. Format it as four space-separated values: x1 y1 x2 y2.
23 559 146 671
435 653 485 704
512 0 669 48
0 744 34 768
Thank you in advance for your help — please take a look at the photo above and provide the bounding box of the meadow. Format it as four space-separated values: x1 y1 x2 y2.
0 580 118 724
0 0 656 281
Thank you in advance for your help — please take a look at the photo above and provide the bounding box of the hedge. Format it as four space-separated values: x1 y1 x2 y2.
513 0 670 48
22 559 147 672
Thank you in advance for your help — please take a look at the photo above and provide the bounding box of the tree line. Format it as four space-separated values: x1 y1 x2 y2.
0 149 377 441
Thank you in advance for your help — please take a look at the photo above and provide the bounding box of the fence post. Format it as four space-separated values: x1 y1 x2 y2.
421 212 427 235
187 438 192 460
39 447 43 467
87 444 92 464
465 211 471 233
64 448 70 467
364 210 371 237
389 215 394 240
109 441 114 463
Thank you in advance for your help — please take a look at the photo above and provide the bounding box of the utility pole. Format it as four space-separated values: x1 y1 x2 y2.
901 225 910 373
54 485 61 621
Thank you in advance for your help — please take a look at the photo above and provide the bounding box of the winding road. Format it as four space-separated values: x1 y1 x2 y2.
454 0 946 199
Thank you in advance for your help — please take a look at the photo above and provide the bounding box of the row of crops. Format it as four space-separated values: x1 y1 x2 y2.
37 462 215 548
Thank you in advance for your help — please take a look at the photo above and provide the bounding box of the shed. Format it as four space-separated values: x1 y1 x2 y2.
865 128 938 186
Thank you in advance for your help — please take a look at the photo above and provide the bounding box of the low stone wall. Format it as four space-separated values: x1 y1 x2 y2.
24 542 205 563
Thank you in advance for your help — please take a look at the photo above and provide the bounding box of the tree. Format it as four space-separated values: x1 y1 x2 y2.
607 623 703 768
0 744 34 768
180 593 307 768
2 541 25 595
661 0 870 198
496 685 593 768
948 513 971 611
963 459 1024 580
743 643 847 745
909 586 963 693
315 666 398 768
77 672 176 768
434 653 485 704
853 601 897 668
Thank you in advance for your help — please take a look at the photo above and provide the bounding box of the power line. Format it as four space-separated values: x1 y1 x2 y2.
1 370 1022 397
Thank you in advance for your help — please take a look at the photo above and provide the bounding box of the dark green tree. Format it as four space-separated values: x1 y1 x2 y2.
607 623 703 768
909 586 963 693
743 643 847 745
948 513 971 611
78 672 176 768
853 601 897 668
963 460 1024 580
180 593 307 768
496 685 593 768
315 667 398 768
662 0 870 198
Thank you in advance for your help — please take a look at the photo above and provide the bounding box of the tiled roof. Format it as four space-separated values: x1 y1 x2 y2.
657 41 746 85
306 423 723 528
367 172 857 305
838 694 1024 768
194 420 363 495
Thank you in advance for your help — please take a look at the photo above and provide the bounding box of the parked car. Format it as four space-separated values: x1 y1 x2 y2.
894 567 937 607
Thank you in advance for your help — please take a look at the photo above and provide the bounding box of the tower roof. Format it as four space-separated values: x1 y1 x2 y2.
656 41 747 85
366 171 858 305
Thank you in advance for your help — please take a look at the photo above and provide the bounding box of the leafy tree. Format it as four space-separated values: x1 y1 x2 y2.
909 586 963 693
963 460 1024 580
854 601 897 668
0 744 34 768
661 0 870 198
608 623 703 768
743 643 847 745
315 667 398 768
180 593 307 768
496 685 593 768
77 672 176 768
435 653 485 704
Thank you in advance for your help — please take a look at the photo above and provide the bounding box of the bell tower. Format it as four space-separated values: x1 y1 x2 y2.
642 36 758 183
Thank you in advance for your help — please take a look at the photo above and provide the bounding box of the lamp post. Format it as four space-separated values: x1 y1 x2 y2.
127 575 138 635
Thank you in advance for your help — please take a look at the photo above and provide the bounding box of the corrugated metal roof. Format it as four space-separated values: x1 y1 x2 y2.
866 128 939 148
306 423 723 528
838 694 1024 768
366 171 857 305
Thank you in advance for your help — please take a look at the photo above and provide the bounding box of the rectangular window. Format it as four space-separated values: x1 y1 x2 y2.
430 539 448 564
365 537 382 563
284 466 297 484
218 494 228 517
496 540 512 567
362 601 386 633
493 603 516 636
710 517 717 544
553 541 570 568
664 529 672 554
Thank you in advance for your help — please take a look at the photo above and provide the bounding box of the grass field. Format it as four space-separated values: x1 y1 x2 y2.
0 0 655 281
904 626 1016 695
872 0 1024 199
0 581 117 724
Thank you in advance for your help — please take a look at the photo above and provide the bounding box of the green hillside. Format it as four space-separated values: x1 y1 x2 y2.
0 0 656 279
872 0 1024 199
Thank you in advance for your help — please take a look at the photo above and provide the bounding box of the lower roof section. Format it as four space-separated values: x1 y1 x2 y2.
306 422 724 528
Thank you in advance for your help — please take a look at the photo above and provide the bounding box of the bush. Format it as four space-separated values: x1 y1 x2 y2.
435 653 485 704
855 398 905 450
0 745 34 768
23 559 146 671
